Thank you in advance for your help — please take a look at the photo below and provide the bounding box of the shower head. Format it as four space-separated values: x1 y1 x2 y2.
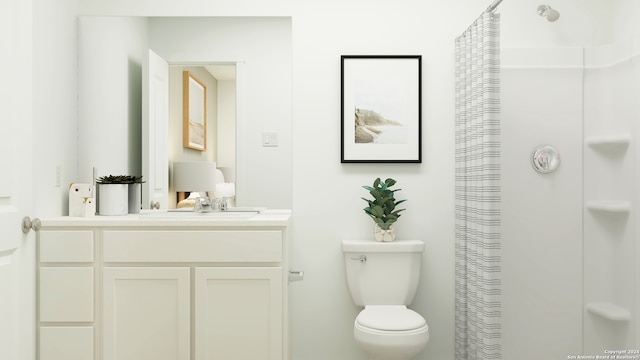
537 5 560 22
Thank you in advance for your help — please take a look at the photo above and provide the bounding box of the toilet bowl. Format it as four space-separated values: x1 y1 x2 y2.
342 239 429 360
353 305 429 360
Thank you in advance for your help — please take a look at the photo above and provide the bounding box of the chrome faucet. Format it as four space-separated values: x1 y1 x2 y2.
194 197 228 213
194 197 212 213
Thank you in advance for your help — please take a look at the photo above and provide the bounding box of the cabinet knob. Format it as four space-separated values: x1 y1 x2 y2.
150 201 160 209
22 216 41 234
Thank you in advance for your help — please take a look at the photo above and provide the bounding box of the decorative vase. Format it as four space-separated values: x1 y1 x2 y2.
97 184 128 216
374 224 396 242
128 183 141 214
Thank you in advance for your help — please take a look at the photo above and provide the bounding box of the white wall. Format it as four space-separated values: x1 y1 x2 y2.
613 0 640 42
77 16 148 182
33 0 78 217
217 79 236 171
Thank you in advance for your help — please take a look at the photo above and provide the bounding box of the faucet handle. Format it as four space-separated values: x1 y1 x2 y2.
195 197 211 212
212 198 227 211
219 198 228 211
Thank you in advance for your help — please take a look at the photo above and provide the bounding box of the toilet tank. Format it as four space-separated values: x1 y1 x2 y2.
342 239 424 307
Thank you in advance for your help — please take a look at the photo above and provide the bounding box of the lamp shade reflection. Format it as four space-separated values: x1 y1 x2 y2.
172 162 217 195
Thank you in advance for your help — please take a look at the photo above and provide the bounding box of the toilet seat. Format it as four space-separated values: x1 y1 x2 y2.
353 306 430 360
357 305 426 331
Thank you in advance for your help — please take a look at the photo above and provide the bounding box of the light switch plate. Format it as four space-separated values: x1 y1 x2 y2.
262 132 278 147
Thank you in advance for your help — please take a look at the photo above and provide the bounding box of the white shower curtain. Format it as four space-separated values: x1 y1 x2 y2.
454 11 502 360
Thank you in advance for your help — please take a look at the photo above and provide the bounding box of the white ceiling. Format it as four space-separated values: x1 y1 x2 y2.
204 64 236 80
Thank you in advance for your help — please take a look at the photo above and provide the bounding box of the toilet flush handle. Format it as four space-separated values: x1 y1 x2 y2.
288 269 304 283
351 255 367 263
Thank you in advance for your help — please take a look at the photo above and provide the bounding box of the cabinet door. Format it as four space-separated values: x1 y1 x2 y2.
103 267 190 360
195 267 283 360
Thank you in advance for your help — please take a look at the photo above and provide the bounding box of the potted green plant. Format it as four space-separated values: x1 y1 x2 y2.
362 177 406 242
96 175 144 215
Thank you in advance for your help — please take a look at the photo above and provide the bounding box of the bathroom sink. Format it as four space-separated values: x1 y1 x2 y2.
140 208 261 219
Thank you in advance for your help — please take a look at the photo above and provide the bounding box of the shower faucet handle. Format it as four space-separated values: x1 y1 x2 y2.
531 145 560 174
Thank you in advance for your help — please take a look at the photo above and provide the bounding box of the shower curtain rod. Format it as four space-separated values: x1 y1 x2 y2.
486 0 504 12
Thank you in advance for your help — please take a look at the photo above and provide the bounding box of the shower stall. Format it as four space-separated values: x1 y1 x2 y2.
501 40 638 359
457 1 639 359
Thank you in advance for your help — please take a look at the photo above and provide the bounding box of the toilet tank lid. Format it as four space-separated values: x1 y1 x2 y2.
342 239 424 253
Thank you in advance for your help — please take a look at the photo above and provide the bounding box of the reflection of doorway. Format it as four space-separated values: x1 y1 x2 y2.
204 64 236 181
167 64 237 208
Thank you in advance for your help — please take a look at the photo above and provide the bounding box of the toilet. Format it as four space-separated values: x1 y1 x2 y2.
342 239 429 360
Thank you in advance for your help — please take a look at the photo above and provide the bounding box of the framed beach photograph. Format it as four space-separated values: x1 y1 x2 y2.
341 55 422 163
183 71 207 151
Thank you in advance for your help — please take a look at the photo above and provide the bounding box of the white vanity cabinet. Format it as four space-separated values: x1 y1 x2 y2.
37 213 291 360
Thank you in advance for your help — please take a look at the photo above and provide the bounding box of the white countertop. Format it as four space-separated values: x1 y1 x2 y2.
41 209 292 228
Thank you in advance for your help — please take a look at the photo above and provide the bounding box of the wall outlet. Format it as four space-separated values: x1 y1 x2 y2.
55 165 62 187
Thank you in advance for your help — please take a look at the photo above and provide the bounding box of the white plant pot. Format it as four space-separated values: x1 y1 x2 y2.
374 224 396 242
128 183 141 214
98 184 128 216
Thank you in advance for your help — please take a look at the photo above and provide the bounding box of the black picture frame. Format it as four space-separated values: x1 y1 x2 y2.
341 55 422 163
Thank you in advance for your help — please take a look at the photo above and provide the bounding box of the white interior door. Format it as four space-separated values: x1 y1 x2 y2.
0 134 23 360
142 49 169 210
0 1 35 359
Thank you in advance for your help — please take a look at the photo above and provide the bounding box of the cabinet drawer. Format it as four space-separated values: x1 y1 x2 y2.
103 230 282 263
40 267 94 322
40 230 94 263
40 326 94 360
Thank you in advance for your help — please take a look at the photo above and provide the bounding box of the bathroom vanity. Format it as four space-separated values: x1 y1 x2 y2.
36 210 291 360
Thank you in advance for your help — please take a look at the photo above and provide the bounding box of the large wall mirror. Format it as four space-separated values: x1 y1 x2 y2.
77 16 292 210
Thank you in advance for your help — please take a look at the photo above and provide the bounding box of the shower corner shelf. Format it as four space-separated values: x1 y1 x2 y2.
585 133 631 150
586 201 631 214
586 302 631 322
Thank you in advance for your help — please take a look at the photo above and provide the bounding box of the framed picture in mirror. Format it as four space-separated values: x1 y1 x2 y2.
183 71 207 151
